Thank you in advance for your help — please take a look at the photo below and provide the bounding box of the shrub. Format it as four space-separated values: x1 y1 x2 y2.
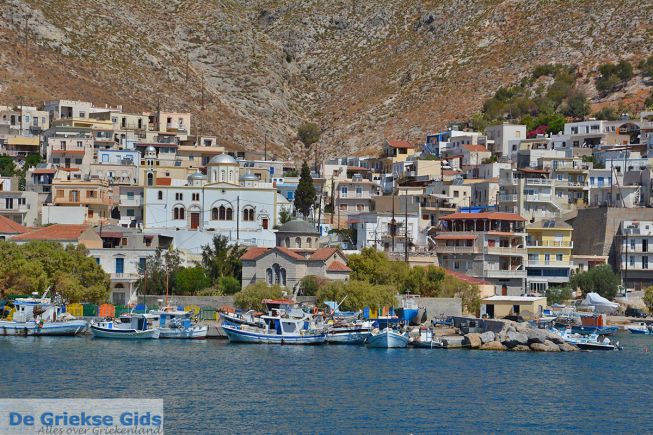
644 286 653 313
545 286 574 305
218 276 241 295
316 280 396 312
570 264 619 300
234 282 284 311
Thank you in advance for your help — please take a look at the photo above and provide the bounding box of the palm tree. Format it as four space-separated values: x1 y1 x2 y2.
200 235 246 283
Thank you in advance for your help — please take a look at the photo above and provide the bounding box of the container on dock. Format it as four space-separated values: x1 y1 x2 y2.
67 303 84 317
98 304 115 318
82 304 97 317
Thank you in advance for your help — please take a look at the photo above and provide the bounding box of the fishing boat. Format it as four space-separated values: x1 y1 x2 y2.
626 322 653 334
222 309 326 344
366 327 409 348
395 294 424 325
550 328 622 351
218 309 265 328
0 293 87 336
411 327 445 348
326 320 373 344
151 308 208 339
90 313 160 339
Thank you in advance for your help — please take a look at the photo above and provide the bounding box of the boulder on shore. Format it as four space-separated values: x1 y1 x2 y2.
511 344 531 351
464 333 481 349
530 341 561 352
558 342 579 352
543 340 561 352
479 331 495 344
480 340 506 351
525 328 547 345
503 331 528 348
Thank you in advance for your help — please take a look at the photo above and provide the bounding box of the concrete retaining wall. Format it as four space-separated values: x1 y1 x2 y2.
138 295 317 308
421 297 462 320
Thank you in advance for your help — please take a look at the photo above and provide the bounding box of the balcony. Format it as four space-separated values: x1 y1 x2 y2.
524 194 553 202
111 273 140 281
436 245 479 254
498 194 517 202
54 196 113 206
526 241 573 248
120 197 142 207
527 260 572 267
484 246 526 256
524 178 553 186
483 268 527 279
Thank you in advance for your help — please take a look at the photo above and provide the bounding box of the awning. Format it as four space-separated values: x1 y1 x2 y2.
434 234 477 240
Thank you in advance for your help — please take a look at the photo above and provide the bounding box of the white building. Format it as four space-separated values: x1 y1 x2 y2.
143 153 281 253
485 124 527 157
351 211 422 253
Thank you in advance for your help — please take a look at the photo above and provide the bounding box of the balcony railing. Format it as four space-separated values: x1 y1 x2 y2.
483 268 527 279
111 273 140 281
484 246 526 256
526 241 573 248
436 245 479 254
524 178 553 185
498 194 517 202
527 260 572 267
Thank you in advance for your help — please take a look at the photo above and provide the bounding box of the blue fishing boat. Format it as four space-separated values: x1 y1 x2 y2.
326 321 373 344
150 307 208 339
366 327 409 348
90 313 160 339
0 293 87 336
626 322 653 334
222 312 326 344
395 294 422 325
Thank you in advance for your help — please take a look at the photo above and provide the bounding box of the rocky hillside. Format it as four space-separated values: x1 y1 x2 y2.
1 1 652 159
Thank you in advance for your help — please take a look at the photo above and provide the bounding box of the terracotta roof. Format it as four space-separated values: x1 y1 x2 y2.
13 224 90 241
309 247 339 261
518 168 549 174
386 139 415 149
461 144 489 152
275 246 306 260
444 268 491 285
326 260 352 272
51 149 86 155
440 212 526 222
486 231 520 236
60 167 80 172
0 215 28 234
434 234 477 240
240 247 270 261
31 169 57 175
442 170 460 176
155 178 172 186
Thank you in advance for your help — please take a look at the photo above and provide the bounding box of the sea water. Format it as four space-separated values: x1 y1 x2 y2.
1 332 651 434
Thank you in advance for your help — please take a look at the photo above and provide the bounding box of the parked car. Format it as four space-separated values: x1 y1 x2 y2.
625 307 647 318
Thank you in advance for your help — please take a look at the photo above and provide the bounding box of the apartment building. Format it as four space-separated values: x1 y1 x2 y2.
618 220 653 290
51 177 113 224
526 219 573 292
485 124 527 157
497 168 570 220
335 175 380 216
0 177 39 226
435 212 527 295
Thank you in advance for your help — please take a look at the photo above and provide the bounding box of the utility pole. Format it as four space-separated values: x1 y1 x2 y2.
24 17 28 62
236 195 240 241
185 52 189 83
201 72 205 110
391 188 396 253
264 131 268 161
330 176 334 224
336 185 340 230
317 191 323 235
18 95 23 136
404 189 409 264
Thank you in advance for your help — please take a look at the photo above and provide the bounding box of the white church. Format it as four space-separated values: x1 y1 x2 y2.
143 152 289 252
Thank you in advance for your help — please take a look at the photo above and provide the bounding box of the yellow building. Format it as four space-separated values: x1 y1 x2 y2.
526 219 573 293
480 295 547 319
52 178 113 224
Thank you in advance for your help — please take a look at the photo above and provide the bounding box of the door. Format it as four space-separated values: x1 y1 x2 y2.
262 218 269 230
64 158 71 168
115 258 124 274
486 304 495 319
190 212 200 230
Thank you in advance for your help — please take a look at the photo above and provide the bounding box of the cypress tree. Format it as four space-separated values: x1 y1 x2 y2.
294 161 316 218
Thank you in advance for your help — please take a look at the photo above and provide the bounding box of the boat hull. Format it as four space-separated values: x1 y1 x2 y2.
326 330 371 345
628 328 651 334
575 342 617 351
159 325 208 339
367 331 409 348
571 325 618 335
0 320 88 336
222 324 326 345
90 325 160 339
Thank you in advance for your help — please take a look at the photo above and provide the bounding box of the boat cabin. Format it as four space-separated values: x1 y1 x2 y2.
261 315 308 336
12 297 57 323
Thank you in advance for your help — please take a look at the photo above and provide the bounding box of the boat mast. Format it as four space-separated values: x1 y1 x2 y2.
165 267 169 308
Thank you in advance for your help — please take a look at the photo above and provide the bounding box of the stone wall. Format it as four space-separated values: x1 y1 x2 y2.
138 295 317 308
420 297 462 319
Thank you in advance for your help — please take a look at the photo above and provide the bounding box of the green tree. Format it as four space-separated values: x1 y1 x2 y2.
0 241 109 303
640 55 653 78
0 156 16 177
279 206 293 224
643 286 653 313
570 264 619 300
200 235 246 284
175 266 211 295
293 161 316 218
545 286 574 305
218 276 241 295
316 280 397 311
137 247 183 295
299 275 324 296
594 106 619 121
24 153 42 169
297 122 321 148
563 91 590 119
234 282 285 311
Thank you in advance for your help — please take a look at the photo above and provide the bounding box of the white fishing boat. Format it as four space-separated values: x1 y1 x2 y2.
326 320 373 344
550 327 621 351
411 327 445 348
218 309 265 328
626 322 653 334
222 310 326 344
0 293 87 336
151 308 208 339
366 327 409 348
90 313 160 339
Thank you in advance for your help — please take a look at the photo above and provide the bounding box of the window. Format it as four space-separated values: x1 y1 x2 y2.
243 208 255 221
173 206 185 220
212 207 219 220
295 237 302 248
643 239 648 253
339 204 347 211
75 159 82 164
192 193 200 201
644 256 649 269
556 254 563 262
79 111 86 118
528 254 538 262
226 207 233 220
127 209 135 217
287 191 294 201
139 258 146 272
266 268 273 285
115 257 124 274
630 239 636 251
77 141 83 148
157 190 163 200
357 204 365 211
5 198 13 209
630 256 635 267
88 209 93 218
356 187 363 197
147 173 154 187
306 238 312 248
127 191 134 200
175 192 183 201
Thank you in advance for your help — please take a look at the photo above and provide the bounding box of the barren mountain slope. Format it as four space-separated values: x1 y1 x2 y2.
1 0 652 159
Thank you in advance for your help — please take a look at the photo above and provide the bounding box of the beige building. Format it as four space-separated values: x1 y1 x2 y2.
52 177 113 224
480 295 547 319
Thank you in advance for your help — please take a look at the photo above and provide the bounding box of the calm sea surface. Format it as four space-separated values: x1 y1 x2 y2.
1 332 652 434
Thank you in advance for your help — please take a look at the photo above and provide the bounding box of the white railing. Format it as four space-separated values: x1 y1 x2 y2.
484 246 526 255
498 194 517 202
435 245 478 254
527 260 572 267
524 178 553 185
526 241 573 248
